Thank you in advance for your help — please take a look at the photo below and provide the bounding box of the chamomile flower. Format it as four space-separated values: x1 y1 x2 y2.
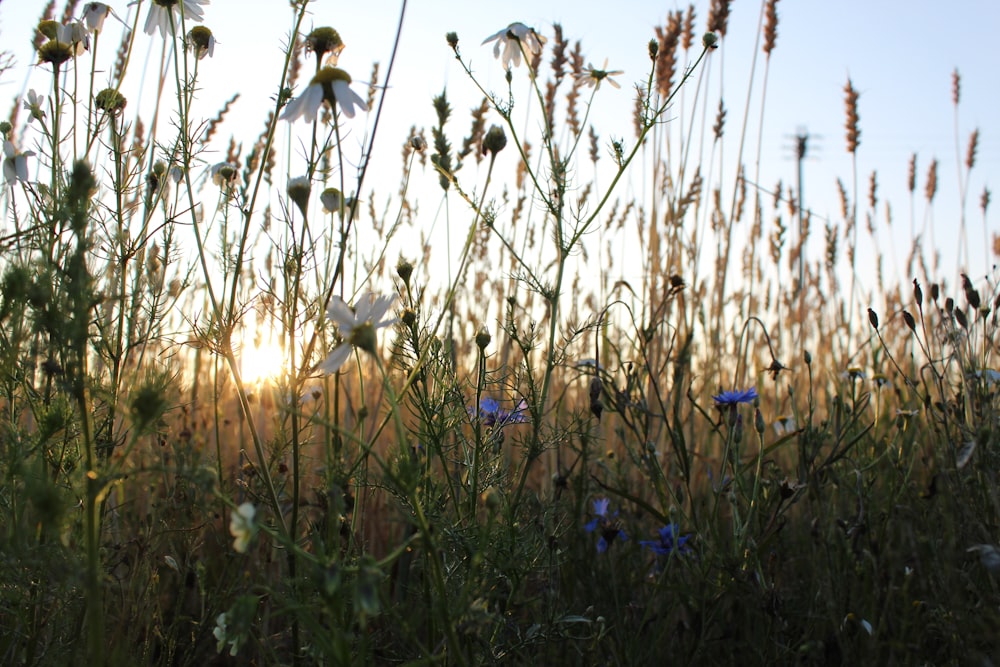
82 2 114 33
3 141 35 186
320 292 397 374
577 59 623 89
22 90 46 124
138 0 209 39
481 22 546 71
210 161 239 188
37 21 89 66
229 502 257 553
187 25 215 60
280 66 368 123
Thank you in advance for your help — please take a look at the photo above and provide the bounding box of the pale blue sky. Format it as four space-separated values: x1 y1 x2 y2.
2 1 998 292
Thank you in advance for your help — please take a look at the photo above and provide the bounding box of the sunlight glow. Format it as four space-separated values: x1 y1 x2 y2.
239 339 287 385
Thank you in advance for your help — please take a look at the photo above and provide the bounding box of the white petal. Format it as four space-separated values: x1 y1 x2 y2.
325 296 356 327
319 345 352 374
331 80 367 119
368 294 397 326
482 28 505 46
280 84 324 123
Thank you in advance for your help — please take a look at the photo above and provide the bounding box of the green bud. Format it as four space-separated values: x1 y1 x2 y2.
287 176 311 218
482 124 507 156
306 27 343 60
446 32 459 49
95 87 127 115
396 258 414 285
475 325 491 350
703 32 719 49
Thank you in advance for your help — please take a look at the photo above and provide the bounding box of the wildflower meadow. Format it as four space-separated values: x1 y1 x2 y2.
1 1 999 665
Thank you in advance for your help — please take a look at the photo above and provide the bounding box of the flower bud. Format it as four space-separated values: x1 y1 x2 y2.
648 39 658 61
703 32 719 49
482 125 507 156
481 486 501 513
476 325 491 350
396 258 414 285
446 32 459 49
95 87 127 116
306 27 344 61
287 176 311 218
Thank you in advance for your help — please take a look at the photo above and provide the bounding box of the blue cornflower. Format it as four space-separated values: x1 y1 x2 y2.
584 498 628 553
640 523 691 557
712 387 758 406
469 397 529 428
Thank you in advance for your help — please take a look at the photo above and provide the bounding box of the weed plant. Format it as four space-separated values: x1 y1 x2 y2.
0 1 998 665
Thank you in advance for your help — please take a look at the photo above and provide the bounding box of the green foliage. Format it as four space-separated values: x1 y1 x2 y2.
0 4 997 666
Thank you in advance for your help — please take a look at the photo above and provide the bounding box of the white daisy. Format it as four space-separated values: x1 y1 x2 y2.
22 90 46 124
138 0 209 39
280 66 368 124
187 25 215 60
576 59 623 90
81 2 114 33
481 22 546 71
3 141 35 185
320 292 397 374
210 161 239 188
229 502 257 553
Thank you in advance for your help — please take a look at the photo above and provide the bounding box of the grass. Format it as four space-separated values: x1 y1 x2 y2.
0 1 998 665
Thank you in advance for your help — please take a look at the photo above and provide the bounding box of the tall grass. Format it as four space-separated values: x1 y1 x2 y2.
0 0 997 664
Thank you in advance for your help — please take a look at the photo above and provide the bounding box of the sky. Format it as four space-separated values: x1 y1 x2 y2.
1 0 998 298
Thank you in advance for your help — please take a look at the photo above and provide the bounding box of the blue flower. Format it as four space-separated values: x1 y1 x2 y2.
584 498 627 553
640 524 691 557
469 397 529 429
712 387 758 406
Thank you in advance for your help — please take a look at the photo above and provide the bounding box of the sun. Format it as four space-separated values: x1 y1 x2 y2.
239 338 288 385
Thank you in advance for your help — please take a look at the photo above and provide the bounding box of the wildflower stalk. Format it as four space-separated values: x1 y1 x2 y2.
166 10 289 537
373 355 467 664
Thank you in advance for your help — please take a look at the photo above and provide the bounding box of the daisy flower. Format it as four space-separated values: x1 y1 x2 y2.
210 161 239 188
280 66 368 123
82 2 114 33
3 141 35 186
577 59 623 90
37 21 89 66
22 90 46 124
229 502 257 553
481 22 546 70
187 25 215 60
139 0 209 39
320 292 398 374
